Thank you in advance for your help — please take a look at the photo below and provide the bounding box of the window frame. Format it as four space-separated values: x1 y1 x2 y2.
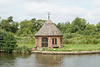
52 38 57 45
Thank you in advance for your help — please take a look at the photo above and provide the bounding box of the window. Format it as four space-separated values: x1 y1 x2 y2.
52 38 57 45
55 38 57 44
52 38 54 44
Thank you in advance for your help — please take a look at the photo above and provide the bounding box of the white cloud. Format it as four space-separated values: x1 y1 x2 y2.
20 1 89 24
0 0 17 8
91 8 100 16
0 0 19 17
22 2 88 16
92 0 100 8
0 0 100 25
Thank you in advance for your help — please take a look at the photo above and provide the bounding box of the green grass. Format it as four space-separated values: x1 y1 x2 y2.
47 44 100 52
15 36 35 48
17 43 35 48
16 43 100 52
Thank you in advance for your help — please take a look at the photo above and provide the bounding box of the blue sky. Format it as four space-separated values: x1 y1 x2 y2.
0 0 100 25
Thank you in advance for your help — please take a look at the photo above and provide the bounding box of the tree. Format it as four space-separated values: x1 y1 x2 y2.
57 21 71 33
10 21 19 33
32 19 45 32
8 16 13 22
17 18 46 36
17 19 33 36
71 17 86 33
70 25 79 33
84 24 96 35
0 19 11 31
0 16 19 33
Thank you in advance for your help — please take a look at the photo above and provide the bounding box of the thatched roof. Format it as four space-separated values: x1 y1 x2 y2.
35 20 63 36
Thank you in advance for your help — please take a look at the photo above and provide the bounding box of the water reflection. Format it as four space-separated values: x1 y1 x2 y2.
0 53 100 67
35 54 63 67
0 53 31 67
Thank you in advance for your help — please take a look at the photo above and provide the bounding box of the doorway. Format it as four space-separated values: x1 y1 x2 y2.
42 37 48 47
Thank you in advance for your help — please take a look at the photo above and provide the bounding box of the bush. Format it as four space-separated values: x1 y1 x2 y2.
63 34 100 44
63 33 77 39
64 40 74 44
16 36 35 44
0 29 7 51
15 46 31 53
92 39 98 44
0 29 17 53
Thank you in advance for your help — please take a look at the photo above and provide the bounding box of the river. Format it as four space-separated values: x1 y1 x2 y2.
0 53 100 67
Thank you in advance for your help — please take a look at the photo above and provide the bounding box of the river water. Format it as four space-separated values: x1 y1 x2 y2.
0 53 100 67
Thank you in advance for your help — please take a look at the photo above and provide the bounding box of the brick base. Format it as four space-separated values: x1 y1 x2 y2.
35 36 63 48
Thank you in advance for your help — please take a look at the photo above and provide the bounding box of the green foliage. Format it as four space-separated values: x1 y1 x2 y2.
63 34 100 44
1 16 100 52
70 25 79 33
7 16 13 22
34 19 45 31
16 36 35 44
17 19 45 37
71 17 86 32
84 24 96 35
56 17 100 35
15 46 31 53
0 16 19 33
63 33 79 39
56 17 100 45
17 20 33 36
96 22 100 32
3 32 17 52
11 21 19 33
17 44 35 48
57 21 71 33
0 29 7 51
0 29 17 52
0 19 11 31
42 47 48 51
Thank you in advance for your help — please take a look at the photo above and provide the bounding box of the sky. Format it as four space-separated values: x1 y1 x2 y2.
0 0 100 25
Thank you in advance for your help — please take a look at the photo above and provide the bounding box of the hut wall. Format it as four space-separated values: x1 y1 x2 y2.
48 37 52 48
57 37 60 47
35 36 63 48
35 37 38 47
38 37 42 48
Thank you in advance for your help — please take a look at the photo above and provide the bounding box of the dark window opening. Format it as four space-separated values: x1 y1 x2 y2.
42 37 48 47
55 38 57 44
52 38 57 45
52 38 54 44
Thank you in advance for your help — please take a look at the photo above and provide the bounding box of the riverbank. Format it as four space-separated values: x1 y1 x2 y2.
17 44 100 51
31 44 100 55
31 50 100 55
16 44 100 54
41 44 100 52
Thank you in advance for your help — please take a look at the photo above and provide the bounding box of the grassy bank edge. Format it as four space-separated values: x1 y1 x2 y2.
42 44 100 52
16 44 100 52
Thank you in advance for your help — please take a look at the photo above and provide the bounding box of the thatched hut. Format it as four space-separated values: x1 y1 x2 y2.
35 16 63 48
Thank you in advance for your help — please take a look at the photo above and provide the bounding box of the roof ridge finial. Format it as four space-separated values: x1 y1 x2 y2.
48 12 51 20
